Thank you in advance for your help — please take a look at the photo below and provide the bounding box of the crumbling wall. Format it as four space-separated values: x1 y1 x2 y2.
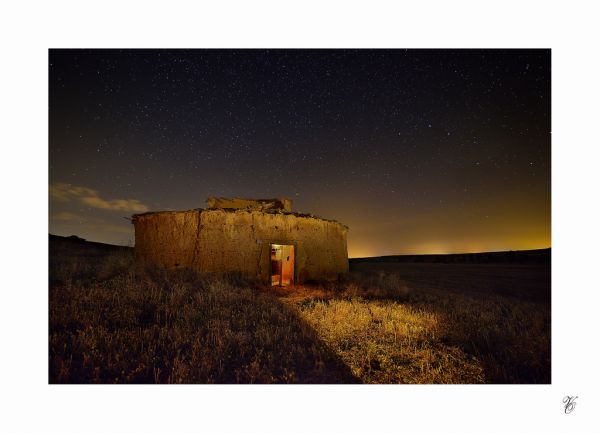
133 210 200 268
133 209 348 283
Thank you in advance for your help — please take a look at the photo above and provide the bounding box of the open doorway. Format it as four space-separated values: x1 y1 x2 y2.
271 244 295 286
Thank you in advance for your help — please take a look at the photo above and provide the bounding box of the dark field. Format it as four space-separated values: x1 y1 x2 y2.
49 236 550 384
349 262 550 302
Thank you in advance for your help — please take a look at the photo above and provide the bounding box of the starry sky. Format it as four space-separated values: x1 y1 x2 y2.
49 49 550 257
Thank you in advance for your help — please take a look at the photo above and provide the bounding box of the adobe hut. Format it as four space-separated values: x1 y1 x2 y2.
131 197 349 286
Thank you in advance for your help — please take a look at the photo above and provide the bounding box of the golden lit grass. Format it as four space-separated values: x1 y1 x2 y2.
293 298 486 383
278 294 483 383
280 277 549 383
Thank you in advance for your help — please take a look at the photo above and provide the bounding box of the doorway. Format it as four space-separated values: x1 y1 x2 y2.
270 244 295 286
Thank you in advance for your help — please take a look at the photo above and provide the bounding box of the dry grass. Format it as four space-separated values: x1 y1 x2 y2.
283 273 550 383
49 242 550 384
49 249 356 383
290 298 484 383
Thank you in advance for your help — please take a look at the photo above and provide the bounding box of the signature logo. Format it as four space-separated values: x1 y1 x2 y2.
562 396 578 414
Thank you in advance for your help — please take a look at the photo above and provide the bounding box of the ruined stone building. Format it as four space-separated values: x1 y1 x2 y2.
132 197 349 286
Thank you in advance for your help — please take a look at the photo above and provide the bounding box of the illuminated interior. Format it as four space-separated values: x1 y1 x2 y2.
271 244 295 286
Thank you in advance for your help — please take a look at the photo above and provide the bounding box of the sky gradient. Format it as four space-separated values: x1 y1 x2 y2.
49 49 550 257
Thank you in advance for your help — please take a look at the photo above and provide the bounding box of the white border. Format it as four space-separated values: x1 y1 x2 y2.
1 1 599 431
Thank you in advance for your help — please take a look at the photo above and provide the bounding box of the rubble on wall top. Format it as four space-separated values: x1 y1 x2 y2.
206 197 293 212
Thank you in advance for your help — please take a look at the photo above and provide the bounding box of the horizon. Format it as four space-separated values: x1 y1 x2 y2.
48 232 550 259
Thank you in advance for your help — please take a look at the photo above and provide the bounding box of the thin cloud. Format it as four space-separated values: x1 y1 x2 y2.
50 211 81 221
80 196 149 212
49 182 149 212
49 183 96 202
50 211 132 235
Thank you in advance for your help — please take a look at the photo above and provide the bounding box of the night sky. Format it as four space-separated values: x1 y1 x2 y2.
49 49 550 257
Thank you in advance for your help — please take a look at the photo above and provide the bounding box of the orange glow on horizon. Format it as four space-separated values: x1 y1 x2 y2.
347 237 551 258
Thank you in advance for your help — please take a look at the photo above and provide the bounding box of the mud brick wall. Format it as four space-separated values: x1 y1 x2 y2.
133 209 348 283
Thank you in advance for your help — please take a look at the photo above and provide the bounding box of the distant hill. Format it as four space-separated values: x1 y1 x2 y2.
350 248 550 264
49 234 550 265
49 234 132 256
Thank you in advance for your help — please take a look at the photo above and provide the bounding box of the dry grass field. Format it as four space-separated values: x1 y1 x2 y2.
49 237 550 384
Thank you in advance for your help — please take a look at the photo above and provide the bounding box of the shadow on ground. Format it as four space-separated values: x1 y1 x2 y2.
49 239 359 383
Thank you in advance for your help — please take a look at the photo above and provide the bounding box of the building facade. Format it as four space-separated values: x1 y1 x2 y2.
132 198 349 285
